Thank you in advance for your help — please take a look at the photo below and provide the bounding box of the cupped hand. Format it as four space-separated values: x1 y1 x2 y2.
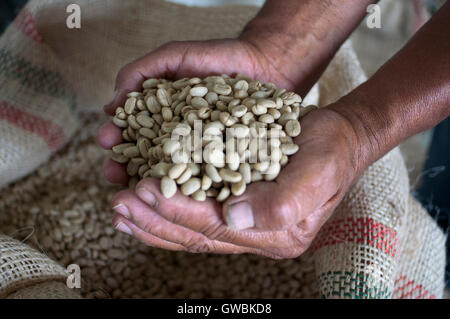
97 38 365 258
106 107 362 258
97 38 301 184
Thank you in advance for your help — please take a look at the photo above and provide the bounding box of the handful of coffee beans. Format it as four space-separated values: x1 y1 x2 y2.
110 74 317 202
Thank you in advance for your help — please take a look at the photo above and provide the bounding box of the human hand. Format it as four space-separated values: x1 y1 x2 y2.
105 105 364 258
96 36 369 258
98 37 309 184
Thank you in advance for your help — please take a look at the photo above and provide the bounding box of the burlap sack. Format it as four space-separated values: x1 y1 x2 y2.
0 0 445 298
6 281 80 299
0 234 80 298
309 42 446 299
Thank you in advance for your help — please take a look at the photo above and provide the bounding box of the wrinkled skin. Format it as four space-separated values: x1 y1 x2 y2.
97 39 363 258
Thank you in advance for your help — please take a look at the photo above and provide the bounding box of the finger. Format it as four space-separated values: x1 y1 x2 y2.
104 42 184 115
133 178 298 252
112 189 220 252
112 213 186 251
97 121 123 149
111 189 255 255
222 181 288 231
103 159 128 185
135 178 224 232
222 178 309 231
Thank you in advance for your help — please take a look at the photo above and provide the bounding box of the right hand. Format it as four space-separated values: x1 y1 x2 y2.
107 105 367 258
97 37 310 184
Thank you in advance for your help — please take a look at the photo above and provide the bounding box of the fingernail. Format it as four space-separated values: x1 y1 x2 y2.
226 201 255 230
136 187 157 208
113 203 130 219
115 221 132 235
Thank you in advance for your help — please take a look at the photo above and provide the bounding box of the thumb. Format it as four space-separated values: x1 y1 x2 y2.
222 180 313 231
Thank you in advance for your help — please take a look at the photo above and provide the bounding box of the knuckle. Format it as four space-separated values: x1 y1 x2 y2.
285 227 310 254
261 227 309 259
183 236 214 253
199 222 226 240
140 220 158 235
169 210 185 225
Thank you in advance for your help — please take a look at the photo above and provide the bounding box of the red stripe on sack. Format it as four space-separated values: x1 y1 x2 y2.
13 8 43 43
313 217 398 257
0 101 65 151
394 276 435 299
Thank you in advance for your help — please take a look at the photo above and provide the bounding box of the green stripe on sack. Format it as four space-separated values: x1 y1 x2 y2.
0 48 76 111
318 271 392 299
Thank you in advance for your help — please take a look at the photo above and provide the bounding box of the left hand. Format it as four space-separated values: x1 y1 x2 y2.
110 106 363 258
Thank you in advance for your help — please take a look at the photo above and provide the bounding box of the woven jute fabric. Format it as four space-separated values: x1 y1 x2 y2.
0 234 74 298
0 0 445 298
6 281 80 299
311 40 446 299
